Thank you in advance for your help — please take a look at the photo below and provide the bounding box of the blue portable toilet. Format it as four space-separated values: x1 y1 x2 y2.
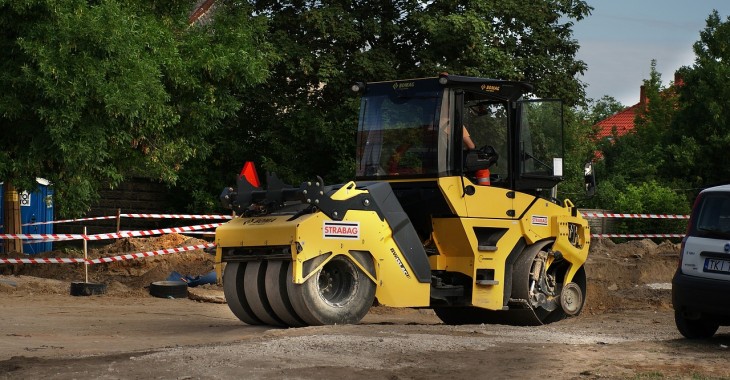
0 178 54 254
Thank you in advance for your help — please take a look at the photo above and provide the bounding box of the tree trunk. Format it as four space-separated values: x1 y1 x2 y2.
3 181 23 254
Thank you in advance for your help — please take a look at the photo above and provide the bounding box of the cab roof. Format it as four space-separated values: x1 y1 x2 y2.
362 74 533 102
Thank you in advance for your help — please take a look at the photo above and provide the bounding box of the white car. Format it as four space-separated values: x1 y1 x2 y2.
673 184 730 338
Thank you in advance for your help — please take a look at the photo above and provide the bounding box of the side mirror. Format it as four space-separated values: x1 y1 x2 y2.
584 162 596 197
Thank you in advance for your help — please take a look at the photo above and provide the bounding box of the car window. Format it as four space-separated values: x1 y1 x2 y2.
694 192 730 237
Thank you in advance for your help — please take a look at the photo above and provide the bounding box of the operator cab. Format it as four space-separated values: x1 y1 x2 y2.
354 74 565 193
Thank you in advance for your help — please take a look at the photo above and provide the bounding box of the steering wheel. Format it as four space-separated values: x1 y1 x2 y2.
477 145 499 167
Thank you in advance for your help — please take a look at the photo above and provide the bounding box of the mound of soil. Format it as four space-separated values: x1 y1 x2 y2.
584 238 679 315
1 235 680 313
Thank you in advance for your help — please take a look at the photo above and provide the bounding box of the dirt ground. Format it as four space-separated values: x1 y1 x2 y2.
1 236 729 379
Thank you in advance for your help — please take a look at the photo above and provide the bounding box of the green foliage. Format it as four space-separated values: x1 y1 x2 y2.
0 0 274 217
614 180 690 235
665 10 730 196
583 95 625 125
586 179 689 236
595 60 673 187
408 0 591 104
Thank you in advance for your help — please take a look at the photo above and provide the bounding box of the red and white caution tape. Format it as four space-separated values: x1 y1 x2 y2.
0 233 81 241
592 233 685 239
20 213 232 227
21 215 119 227
88 243 215 264
0 257 87 264
0 243 215 265
85 223 222 241
121 213 233 220
0 223 222 241
581 212 689 219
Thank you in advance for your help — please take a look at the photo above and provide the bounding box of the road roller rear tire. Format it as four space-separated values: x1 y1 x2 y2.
223 262 263 325
288 253 375 325
512 243 588 325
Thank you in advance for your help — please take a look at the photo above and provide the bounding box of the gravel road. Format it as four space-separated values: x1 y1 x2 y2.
1 288 728 380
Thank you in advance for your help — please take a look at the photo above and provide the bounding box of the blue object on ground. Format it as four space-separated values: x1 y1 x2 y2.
166 270 216 287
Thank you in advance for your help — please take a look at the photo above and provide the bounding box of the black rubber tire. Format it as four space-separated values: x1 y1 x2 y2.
243 261 285 326
149 281 188 299
674 310 720 339
288 253 376 325
264 261 306 327
223 262 263 325
70 282 107 297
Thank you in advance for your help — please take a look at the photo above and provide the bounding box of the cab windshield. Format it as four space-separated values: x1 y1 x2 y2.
356 81 448 178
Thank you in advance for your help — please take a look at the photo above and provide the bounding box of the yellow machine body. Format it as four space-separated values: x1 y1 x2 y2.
216 175 590 312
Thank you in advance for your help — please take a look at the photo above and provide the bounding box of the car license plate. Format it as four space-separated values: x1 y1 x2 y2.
703 258 730 274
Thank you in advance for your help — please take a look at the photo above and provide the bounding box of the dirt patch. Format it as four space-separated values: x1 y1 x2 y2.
584 238 679 315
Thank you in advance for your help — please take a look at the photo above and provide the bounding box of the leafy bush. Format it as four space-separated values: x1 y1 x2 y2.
605 180 690 237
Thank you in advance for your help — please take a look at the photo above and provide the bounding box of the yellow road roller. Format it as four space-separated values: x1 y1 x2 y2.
216 74 593 326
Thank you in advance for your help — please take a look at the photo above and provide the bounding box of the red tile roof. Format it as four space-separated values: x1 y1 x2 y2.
593 72 684 140
594 104 640 139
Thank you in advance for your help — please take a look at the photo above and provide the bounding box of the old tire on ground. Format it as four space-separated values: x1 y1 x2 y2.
223 262 263 325
243 261 285 326
70 282 107 296
149 281 188 299
265 261 306 327
674 310 719 339
288 253 375 325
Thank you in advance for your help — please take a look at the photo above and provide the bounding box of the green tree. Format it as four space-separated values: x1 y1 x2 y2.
666 10 730 194
559 95 624 199
406 0 591 104
0 0 274 221
585 61 690 237
595 61 678 194
175 0 593 212
584 95 625 126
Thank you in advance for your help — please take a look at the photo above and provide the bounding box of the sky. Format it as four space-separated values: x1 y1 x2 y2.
571 0 730 106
